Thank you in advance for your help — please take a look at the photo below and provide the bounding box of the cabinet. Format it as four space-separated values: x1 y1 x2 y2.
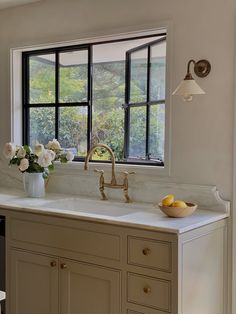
10 249 58 314
60 258 120 314
10 249 120 314
3 210 227 314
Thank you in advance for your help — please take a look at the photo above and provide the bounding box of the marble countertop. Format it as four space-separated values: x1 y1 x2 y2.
0 188 229 234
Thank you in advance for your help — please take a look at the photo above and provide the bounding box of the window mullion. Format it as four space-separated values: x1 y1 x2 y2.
22 54 30 144
87 45 92 152
55 52 59 140
124 51 131 159
146 46 151 159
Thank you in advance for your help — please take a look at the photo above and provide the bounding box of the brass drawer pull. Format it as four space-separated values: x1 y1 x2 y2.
142 248 151 256
60 263 68 269
143 286 151 294
50 261 57 267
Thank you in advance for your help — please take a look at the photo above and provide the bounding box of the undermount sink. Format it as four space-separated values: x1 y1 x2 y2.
45 198 143 217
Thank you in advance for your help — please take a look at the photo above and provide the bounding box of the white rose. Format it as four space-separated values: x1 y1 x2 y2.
18 158 29 172
16 147 26 158
47 149 56 161
15 145 21 153
66 151 74 162
3 142 16 159
37 150 53 168
35 144 44 157
47 139 61 151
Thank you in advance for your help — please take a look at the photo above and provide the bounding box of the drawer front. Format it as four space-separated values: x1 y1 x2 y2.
128 236 172 272
127 273 171 312
10 218 120 261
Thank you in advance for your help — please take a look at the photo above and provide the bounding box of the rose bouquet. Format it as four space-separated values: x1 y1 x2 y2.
3 139 74 179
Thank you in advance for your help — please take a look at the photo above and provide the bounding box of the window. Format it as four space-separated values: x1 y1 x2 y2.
22 33 166 165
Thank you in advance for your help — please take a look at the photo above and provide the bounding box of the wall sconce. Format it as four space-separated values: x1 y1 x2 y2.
172 59 211 101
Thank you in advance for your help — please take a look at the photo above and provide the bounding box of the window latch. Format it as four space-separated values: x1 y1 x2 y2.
147 153 152 160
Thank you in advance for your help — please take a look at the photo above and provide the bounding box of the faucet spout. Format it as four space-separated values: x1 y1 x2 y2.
84 143 117 185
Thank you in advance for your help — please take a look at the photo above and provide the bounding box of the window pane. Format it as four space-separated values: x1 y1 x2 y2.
129 48 148 103
92 42 126 161
150 42 166 101
149 104 165 161
29 54 55 104
59 107 87 156
129 106 146 158
59 50 88 103
29 107 55 147
90 146 115 162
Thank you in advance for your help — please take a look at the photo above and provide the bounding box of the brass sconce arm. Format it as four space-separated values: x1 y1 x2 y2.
185 59 211 80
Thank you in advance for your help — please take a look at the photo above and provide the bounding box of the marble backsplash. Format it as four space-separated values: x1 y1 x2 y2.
0 158 230 214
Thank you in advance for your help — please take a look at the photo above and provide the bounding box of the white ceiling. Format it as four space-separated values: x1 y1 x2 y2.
0 0 40 10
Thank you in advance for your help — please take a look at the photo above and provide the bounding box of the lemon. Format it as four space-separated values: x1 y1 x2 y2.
171 200 187 208
162 194 174 206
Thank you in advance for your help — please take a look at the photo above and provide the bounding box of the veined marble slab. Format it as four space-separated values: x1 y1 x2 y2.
0 188 229 234
0 158 230 213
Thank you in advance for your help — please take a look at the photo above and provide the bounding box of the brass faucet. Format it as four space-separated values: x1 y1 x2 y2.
84 143 134 203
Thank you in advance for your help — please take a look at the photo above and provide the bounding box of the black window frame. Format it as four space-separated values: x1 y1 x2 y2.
22 33 166 166
124 37 166 163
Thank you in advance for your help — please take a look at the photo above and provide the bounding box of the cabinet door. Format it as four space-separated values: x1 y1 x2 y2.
10 249 58 314
60 259 121 314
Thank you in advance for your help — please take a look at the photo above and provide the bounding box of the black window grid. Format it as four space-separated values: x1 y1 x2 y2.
22 33 166 166
124 36 166 163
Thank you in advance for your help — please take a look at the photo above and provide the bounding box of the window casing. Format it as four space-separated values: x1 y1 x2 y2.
22 33 166 166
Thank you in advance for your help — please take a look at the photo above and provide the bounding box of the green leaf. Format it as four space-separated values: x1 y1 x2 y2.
23 145 31 154
59 155 68 163
42 172 49 179
48 164 54 171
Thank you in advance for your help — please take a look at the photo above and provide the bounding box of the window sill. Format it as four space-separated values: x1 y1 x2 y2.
53 160 169 177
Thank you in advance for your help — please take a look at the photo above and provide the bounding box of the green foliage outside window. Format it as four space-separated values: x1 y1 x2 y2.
28 54 165 162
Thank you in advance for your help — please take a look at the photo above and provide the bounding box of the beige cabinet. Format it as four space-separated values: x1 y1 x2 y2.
60 258 120 314
4 211 227 314
10 249 58 314
10 249 121 314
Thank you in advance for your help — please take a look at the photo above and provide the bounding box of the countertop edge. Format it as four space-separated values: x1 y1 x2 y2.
0 199 229 234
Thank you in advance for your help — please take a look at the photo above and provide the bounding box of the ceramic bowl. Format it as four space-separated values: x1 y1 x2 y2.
158 202 198 218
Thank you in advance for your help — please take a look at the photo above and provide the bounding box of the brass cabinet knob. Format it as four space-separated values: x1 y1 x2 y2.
142 248 151 256
50 261 57 267
143 286 151 294
60 263 68 269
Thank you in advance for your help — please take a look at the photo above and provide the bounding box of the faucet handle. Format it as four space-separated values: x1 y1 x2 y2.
122 171 135 203
122 171 135 177
94 168 104 174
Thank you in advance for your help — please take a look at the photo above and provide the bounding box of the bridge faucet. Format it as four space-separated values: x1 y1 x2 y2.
84 143 134 203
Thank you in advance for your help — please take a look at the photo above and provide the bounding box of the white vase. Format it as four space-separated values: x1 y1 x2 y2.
23 172 45 198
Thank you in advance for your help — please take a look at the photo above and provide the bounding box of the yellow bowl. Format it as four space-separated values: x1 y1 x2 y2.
158 202 198 218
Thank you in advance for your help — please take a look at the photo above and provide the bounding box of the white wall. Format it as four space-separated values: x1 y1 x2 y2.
0 0 235 312
0 0 235 200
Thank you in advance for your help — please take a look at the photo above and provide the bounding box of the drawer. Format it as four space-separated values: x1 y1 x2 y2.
128 236 172 272
10 218 120 261
127 273 171 312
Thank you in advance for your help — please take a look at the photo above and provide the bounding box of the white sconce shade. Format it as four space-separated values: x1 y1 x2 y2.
172 59 211 102
172 78 205 102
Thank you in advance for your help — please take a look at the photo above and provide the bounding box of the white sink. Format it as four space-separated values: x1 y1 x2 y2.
45 198 143 217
